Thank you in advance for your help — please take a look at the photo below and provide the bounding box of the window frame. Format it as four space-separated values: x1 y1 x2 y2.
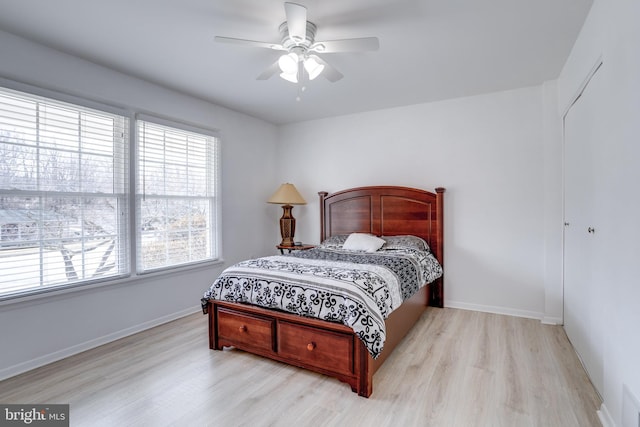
134 114 221 274
0 79 222 303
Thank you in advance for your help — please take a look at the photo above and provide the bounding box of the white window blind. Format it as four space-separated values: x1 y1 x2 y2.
136 118 219 272
0 87 130 298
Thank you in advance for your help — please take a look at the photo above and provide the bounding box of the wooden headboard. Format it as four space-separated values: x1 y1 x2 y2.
318 185 445 307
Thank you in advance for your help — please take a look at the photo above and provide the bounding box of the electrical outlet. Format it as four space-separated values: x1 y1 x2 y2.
622 384 640 427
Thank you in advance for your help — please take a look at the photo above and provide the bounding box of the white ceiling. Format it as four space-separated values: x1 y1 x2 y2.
0 0 592 125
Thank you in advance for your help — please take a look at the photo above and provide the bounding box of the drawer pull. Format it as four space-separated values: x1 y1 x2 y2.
307 342 316 351
239 325 247 332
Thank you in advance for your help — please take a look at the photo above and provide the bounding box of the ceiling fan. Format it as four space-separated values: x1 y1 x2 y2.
215 2 379 83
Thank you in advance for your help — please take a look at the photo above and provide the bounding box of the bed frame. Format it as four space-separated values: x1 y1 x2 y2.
207 185 445 397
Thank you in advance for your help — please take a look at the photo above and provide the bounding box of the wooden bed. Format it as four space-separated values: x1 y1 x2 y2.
206 185 445 397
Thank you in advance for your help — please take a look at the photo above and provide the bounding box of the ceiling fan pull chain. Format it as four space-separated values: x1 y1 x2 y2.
296 83 306 102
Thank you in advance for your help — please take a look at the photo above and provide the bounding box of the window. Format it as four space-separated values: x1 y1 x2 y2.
0 87 129 298
0 84 222 300
136 118 219 272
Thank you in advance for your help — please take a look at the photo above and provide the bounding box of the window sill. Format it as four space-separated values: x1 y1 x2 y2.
0 258 225 308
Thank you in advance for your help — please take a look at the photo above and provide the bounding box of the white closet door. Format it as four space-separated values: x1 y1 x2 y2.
563 63 605 394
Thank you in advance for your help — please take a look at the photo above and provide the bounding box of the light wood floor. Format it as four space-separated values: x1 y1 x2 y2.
0 308 602 427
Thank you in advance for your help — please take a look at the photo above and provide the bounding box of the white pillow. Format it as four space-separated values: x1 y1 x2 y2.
342 233 385 252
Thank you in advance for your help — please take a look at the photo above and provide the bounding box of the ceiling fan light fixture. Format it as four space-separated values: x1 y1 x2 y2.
280 71 298 83
278 52 299 74
304 56 324 80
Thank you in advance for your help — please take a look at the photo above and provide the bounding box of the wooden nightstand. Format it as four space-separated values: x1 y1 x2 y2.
277 244 315 254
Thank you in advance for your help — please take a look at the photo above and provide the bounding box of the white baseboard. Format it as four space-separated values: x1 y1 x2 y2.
598 402 615 427
542 316 563 325
445 300 544 321
0 306 200 381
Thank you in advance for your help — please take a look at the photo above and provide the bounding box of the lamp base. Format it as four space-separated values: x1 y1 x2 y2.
279 204 296 247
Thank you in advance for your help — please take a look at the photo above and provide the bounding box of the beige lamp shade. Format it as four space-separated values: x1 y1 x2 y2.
267 183 307 205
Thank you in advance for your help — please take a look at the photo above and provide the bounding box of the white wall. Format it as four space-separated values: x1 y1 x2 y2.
0 30 279 379
557 0 640 425
277 85 560 320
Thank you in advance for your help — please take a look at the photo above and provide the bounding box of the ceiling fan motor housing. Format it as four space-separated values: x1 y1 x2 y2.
279 21 319 54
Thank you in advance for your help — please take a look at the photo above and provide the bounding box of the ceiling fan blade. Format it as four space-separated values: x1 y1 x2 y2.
284 2 307 42
311 37 380 53
256 61 281 80
313 56 343 82
215 36 285 51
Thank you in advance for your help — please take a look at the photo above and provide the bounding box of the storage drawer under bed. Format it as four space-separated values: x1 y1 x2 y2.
277 321 354 376
216 307 276 353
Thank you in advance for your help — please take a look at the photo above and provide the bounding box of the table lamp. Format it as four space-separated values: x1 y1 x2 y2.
267 183 306 247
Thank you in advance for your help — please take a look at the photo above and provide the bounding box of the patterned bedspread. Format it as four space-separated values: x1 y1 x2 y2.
201 246 442 358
